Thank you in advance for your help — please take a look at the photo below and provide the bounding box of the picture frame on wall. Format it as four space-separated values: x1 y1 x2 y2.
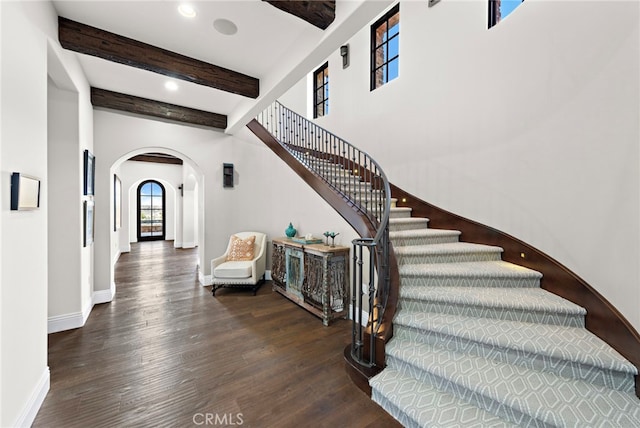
84 200 95 247
84 149 95 195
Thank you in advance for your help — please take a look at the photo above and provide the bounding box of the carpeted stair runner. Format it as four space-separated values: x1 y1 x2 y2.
368 197 640 427
302 157 640 426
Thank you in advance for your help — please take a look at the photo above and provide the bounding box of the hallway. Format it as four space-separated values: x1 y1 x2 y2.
33 241 399 427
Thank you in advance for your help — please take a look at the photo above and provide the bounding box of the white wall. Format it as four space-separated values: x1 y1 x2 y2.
182 170 198 248
1 2 52 426
288 0 640 332
93 109 355 290
1 0 95 424
47 79 83 330
46 6 94 330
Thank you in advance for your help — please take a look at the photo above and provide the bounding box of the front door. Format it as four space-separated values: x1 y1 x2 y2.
137 180 165 241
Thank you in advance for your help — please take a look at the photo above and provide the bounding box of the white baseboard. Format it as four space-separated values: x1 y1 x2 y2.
12 366 50 428
112 249 121 265
265 270 272 281
93 282 116 305
199 272 212 286
48 312 81 333
48 297 93 334
182 241 196 249
173 240 182 248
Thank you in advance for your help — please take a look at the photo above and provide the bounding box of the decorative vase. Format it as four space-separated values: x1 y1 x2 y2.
285 223 297 238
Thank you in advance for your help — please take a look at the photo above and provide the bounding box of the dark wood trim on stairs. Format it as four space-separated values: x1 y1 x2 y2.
59 17 259 98
390 184 640 399
248 118 640 399
91 88 227 129
247 119 400 392
248 119 373 238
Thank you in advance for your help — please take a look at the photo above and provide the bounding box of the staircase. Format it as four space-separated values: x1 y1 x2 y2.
369 199 640 427
250 102 640 427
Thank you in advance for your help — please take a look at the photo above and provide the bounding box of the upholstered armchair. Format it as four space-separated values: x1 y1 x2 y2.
211 232 267 296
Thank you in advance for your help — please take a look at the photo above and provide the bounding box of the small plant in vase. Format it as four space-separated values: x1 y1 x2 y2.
328 232 339 247
323 231 340 246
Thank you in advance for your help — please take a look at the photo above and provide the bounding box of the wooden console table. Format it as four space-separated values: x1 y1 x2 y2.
272 238 350 326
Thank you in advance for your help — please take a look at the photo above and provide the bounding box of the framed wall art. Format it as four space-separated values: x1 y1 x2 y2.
84 200 95 247
84 149 95 195
10 172 41 210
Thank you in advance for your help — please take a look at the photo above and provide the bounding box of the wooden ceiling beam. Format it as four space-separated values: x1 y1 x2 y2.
129 154 183 165
59 17 259 98
264 1 336 30
91 87 227 130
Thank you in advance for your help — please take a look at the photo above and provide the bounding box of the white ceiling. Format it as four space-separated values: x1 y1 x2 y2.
50 0 394 133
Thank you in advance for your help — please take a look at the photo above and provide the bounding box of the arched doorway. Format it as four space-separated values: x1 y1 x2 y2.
137 180 166 241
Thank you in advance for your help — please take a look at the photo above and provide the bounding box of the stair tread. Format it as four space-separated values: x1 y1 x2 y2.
385 338 640 426
395 242 503 255
390 228 460 239
399 286 586 315
370 367 517 428
399 260 542 279
393 312 637 374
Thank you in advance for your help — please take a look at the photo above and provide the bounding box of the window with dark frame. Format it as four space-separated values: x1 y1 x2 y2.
137 180 166 242
371 4 400 91
489 0 525 28
313 62 329 118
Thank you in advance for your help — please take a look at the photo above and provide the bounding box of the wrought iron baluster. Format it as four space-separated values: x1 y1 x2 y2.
256 101 391 369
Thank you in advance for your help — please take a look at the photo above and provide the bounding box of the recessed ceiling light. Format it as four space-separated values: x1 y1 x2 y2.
213 18 238 36
178 4 196 18
165 81 178 91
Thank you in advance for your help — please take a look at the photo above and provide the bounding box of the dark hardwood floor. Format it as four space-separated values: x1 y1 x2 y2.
33 241 400 427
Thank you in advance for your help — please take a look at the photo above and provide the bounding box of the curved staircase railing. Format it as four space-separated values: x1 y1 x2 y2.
256 101 391 368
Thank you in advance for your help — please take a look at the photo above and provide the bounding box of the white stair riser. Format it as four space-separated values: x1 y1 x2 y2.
392 325 635 393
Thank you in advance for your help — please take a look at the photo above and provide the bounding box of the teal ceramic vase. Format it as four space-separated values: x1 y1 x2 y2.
285 223 297 238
